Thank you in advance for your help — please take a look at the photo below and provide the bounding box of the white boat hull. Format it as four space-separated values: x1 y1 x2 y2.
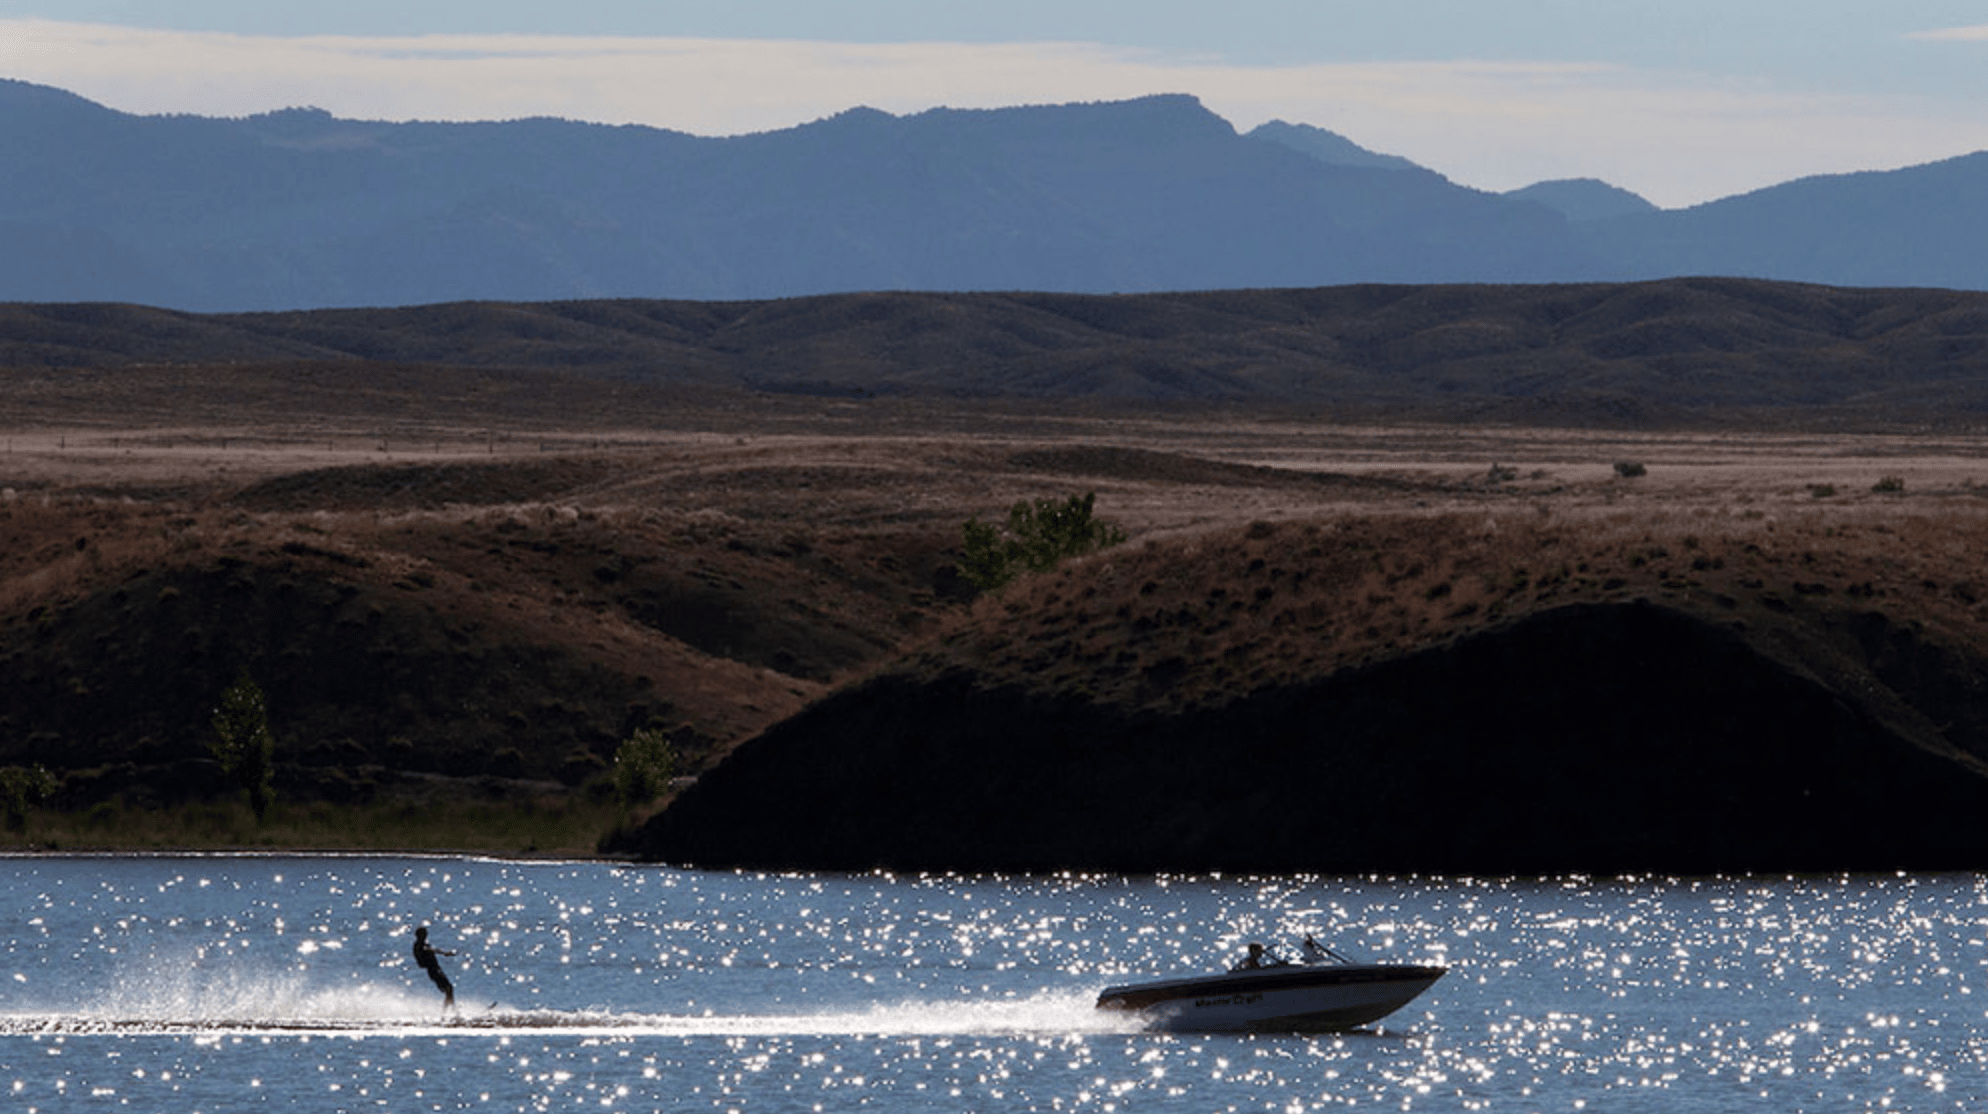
1096 963 1445 1033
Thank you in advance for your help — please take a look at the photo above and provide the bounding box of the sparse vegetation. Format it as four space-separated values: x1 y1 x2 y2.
12 345 1988 858
210 673 277 823
612 726 677 808
1810 484 1838 498
641 497 1988 873
1874 476 1906 493
959 492 1128 593
0 795 625 856
0 765 55 832
1614 461 1647 478
925 503 1988 721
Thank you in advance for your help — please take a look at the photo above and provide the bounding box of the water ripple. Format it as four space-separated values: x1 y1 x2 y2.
3 861 1987 1111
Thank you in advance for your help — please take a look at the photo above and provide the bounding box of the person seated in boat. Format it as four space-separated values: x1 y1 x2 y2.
1303 935 1349 963
1232 942 1285 971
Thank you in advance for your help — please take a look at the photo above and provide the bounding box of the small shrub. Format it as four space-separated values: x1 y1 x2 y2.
210 673 277 823
1873 476 1906 494
612 727 676 807
959 492 1128 593
1809 484 1838 498
1486 464 1518 483
0 764 56 832
1613 461 1647 479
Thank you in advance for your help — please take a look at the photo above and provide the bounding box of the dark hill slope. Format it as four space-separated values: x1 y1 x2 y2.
0 455 961 815
628 515 1988 875
9 279 1988 418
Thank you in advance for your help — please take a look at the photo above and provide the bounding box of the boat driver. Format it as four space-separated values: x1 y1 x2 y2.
1233 942 1276 971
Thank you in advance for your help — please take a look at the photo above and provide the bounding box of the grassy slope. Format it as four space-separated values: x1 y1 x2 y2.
633 503 1988 873
0 451 967 854
9 276 1988 863
12 428 1988 864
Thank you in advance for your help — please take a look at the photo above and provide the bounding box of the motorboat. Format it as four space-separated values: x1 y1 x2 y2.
1095 939 1446 1033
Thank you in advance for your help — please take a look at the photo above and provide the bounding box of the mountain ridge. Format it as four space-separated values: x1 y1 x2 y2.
1501 178 1659 222
2 81 1986 310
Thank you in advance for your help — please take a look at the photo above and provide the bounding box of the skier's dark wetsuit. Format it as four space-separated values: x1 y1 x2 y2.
412 926 456 1009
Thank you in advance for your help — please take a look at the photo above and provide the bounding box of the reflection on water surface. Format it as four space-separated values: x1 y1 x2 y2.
1 857 1985 1111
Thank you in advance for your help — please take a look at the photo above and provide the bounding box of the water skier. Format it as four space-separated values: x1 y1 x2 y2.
412 926 457 1011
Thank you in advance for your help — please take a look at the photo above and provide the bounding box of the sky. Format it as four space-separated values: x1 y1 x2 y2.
5 2 1988 208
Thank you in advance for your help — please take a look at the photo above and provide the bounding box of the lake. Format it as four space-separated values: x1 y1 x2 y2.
0 856 1983 1111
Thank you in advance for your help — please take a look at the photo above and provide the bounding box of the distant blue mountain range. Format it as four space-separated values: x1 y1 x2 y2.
3 80 1984 311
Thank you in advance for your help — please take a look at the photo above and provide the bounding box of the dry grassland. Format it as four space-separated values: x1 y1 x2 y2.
5 377 1988 857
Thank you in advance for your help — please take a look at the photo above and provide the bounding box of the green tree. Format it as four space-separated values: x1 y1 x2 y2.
211 673 277 822
0 764 56 832
959 491 1128 593
612 726 677 807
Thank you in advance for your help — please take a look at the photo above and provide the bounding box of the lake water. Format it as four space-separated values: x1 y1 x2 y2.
1 857 1985 1112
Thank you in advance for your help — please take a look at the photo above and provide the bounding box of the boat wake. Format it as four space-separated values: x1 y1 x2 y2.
1 990 1143 1038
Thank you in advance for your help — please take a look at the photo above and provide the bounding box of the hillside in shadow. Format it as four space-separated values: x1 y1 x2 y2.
0 418 1446 849
11 273 1988 866
629 512 1988 875
0 451 972 831
9 278 1988 423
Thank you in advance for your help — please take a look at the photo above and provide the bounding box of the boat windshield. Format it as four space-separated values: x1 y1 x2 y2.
1231 935 1362 972
1303 935 1354 964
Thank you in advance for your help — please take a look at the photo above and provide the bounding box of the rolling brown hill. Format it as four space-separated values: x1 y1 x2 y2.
0 451 968 827
9 279 1988 867
630 508 1988 875
0 386 1459 849
8 278 1988 422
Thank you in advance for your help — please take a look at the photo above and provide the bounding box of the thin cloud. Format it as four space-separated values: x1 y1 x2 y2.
1905 25 1988 42
5 19 1988 207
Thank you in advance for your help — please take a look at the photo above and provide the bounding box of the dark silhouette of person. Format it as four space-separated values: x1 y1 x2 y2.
1233 942 1268 971
412 926 457 1010
1303 935 1347 963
